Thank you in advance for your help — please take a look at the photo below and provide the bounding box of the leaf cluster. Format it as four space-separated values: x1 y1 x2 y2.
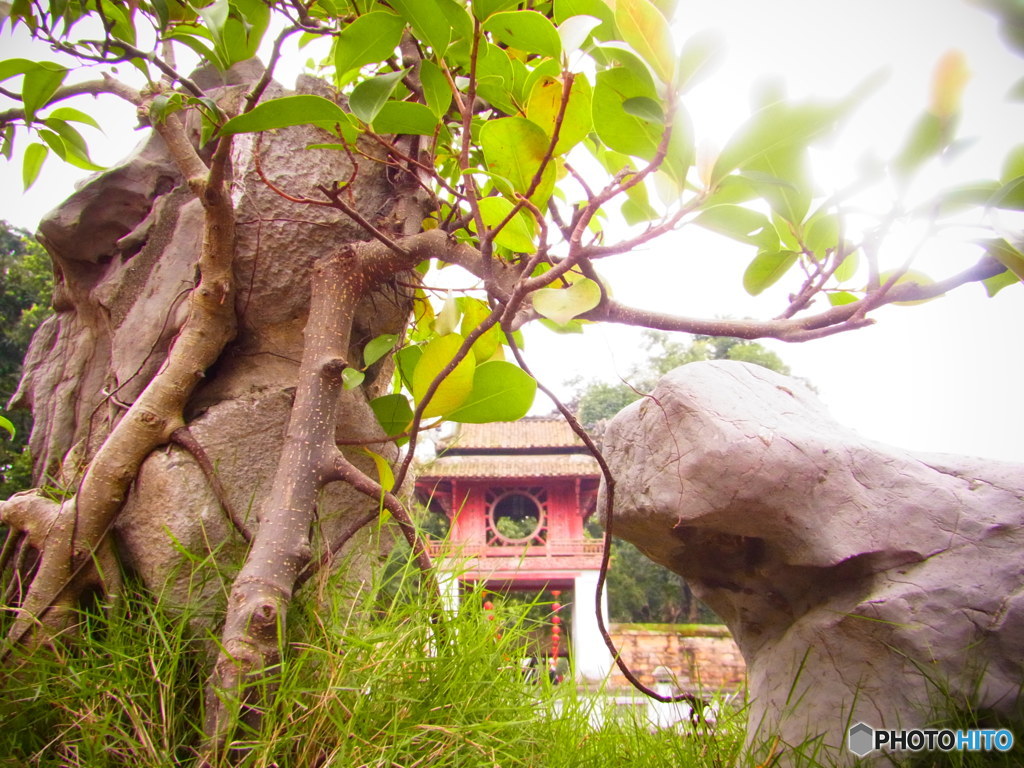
1 0 1022 489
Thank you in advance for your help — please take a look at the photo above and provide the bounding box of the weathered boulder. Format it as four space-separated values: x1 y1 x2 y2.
11 64 408 610
599 360 1024 765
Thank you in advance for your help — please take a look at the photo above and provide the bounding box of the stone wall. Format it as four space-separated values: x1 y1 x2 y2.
606 623 746 693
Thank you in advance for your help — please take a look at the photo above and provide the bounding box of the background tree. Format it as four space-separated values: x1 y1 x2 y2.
577 331 789 624
0 0 1020 759
574 330 790 429
0 220 52 497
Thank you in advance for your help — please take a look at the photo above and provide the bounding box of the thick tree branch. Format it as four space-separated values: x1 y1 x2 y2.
591 254 1004 342
0 77 141 124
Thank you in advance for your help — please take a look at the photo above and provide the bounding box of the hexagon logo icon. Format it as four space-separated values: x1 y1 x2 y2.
848 722 874 757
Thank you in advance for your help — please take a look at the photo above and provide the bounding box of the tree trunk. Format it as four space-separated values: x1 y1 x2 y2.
0 69 408 644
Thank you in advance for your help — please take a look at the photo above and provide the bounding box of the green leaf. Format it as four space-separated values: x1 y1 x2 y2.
21 142 48 190
558 15 602 54
0 58 62 82
804 211 839 256
480 116 555 206
676 29 723 93
532 276 602 324
615 0 675 83
827 291 859 306
892 111 947 181
1001 144 1024 184
388 0 452 56
473 0 520 20
395 344 423 391
1010 76 1024 102
361 447 395 492
743 148 811 223
474 42 518 114
334 10 406 76
370 393 414 437
712 98 852 184
979 239 1024 283
553 0 615 40
165 28 221 68
434 294 460 336
39 121 104 171
475 196 538 253
420 59 453 119
693 205 772 245
21 64 68 123
218 94 352 136
525 74 593 153
622 196 658 225
877 269 941 305
350 69 407 123
983 269 1018 298
621 96 664 124
364 333 399 368
342 367 366 389
743 249 799 295
483 11 561 60
920 180 1000 217
0 414 15 440
99 0 136 44
372 101 439 136
412 333 476 418
989 177 1024 212
458 297 502 363
195 0 230 66
833 250 860 283
447 361 537 423
45 106 101 130
591 67 660 159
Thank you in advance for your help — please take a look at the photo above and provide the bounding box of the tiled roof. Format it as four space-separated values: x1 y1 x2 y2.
418 452 600 480
438 418 586 452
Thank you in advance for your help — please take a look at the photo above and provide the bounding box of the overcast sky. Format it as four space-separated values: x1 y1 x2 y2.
2 1 1023 462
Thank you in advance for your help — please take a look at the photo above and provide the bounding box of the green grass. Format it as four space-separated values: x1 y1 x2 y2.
0 551 744 768
3 543 1021 768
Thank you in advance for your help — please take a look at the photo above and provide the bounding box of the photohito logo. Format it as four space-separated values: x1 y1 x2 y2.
848 722 1015 757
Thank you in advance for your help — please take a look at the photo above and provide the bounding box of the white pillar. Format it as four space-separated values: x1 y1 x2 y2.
437 569 461 614
572 569 613 682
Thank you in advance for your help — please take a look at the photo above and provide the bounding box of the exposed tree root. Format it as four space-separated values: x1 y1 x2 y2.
0 109 238 651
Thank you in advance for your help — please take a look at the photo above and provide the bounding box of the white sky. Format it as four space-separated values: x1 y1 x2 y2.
2 1 1023 462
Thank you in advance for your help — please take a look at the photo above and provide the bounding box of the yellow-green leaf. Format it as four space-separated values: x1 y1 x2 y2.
475 196 538 253
525 74 593 154
334 11 406 77
743 249 799 295
615 0 675 83
447 361 537 423
361 447 395 492
21 142 48 190
532 276 602 324
411 333 476 418
483 10 561 59
480 117 555 206
370 393 414 437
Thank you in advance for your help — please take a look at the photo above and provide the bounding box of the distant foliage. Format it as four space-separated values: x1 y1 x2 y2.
0 220 52 497
575 331 790 429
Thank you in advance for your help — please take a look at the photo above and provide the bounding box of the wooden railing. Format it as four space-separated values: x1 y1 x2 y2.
425 539 604 559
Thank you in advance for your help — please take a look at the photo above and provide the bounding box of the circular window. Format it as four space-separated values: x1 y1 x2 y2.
488 491 546 545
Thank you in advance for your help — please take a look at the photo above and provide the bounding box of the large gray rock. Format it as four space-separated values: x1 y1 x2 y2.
11 64 408 610
599 360 1024 765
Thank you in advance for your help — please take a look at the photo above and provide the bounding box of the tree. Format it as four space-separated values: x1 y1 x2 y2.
0 0 1021 759
574 330 790 429
0 220 53 497
578 332 789 624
